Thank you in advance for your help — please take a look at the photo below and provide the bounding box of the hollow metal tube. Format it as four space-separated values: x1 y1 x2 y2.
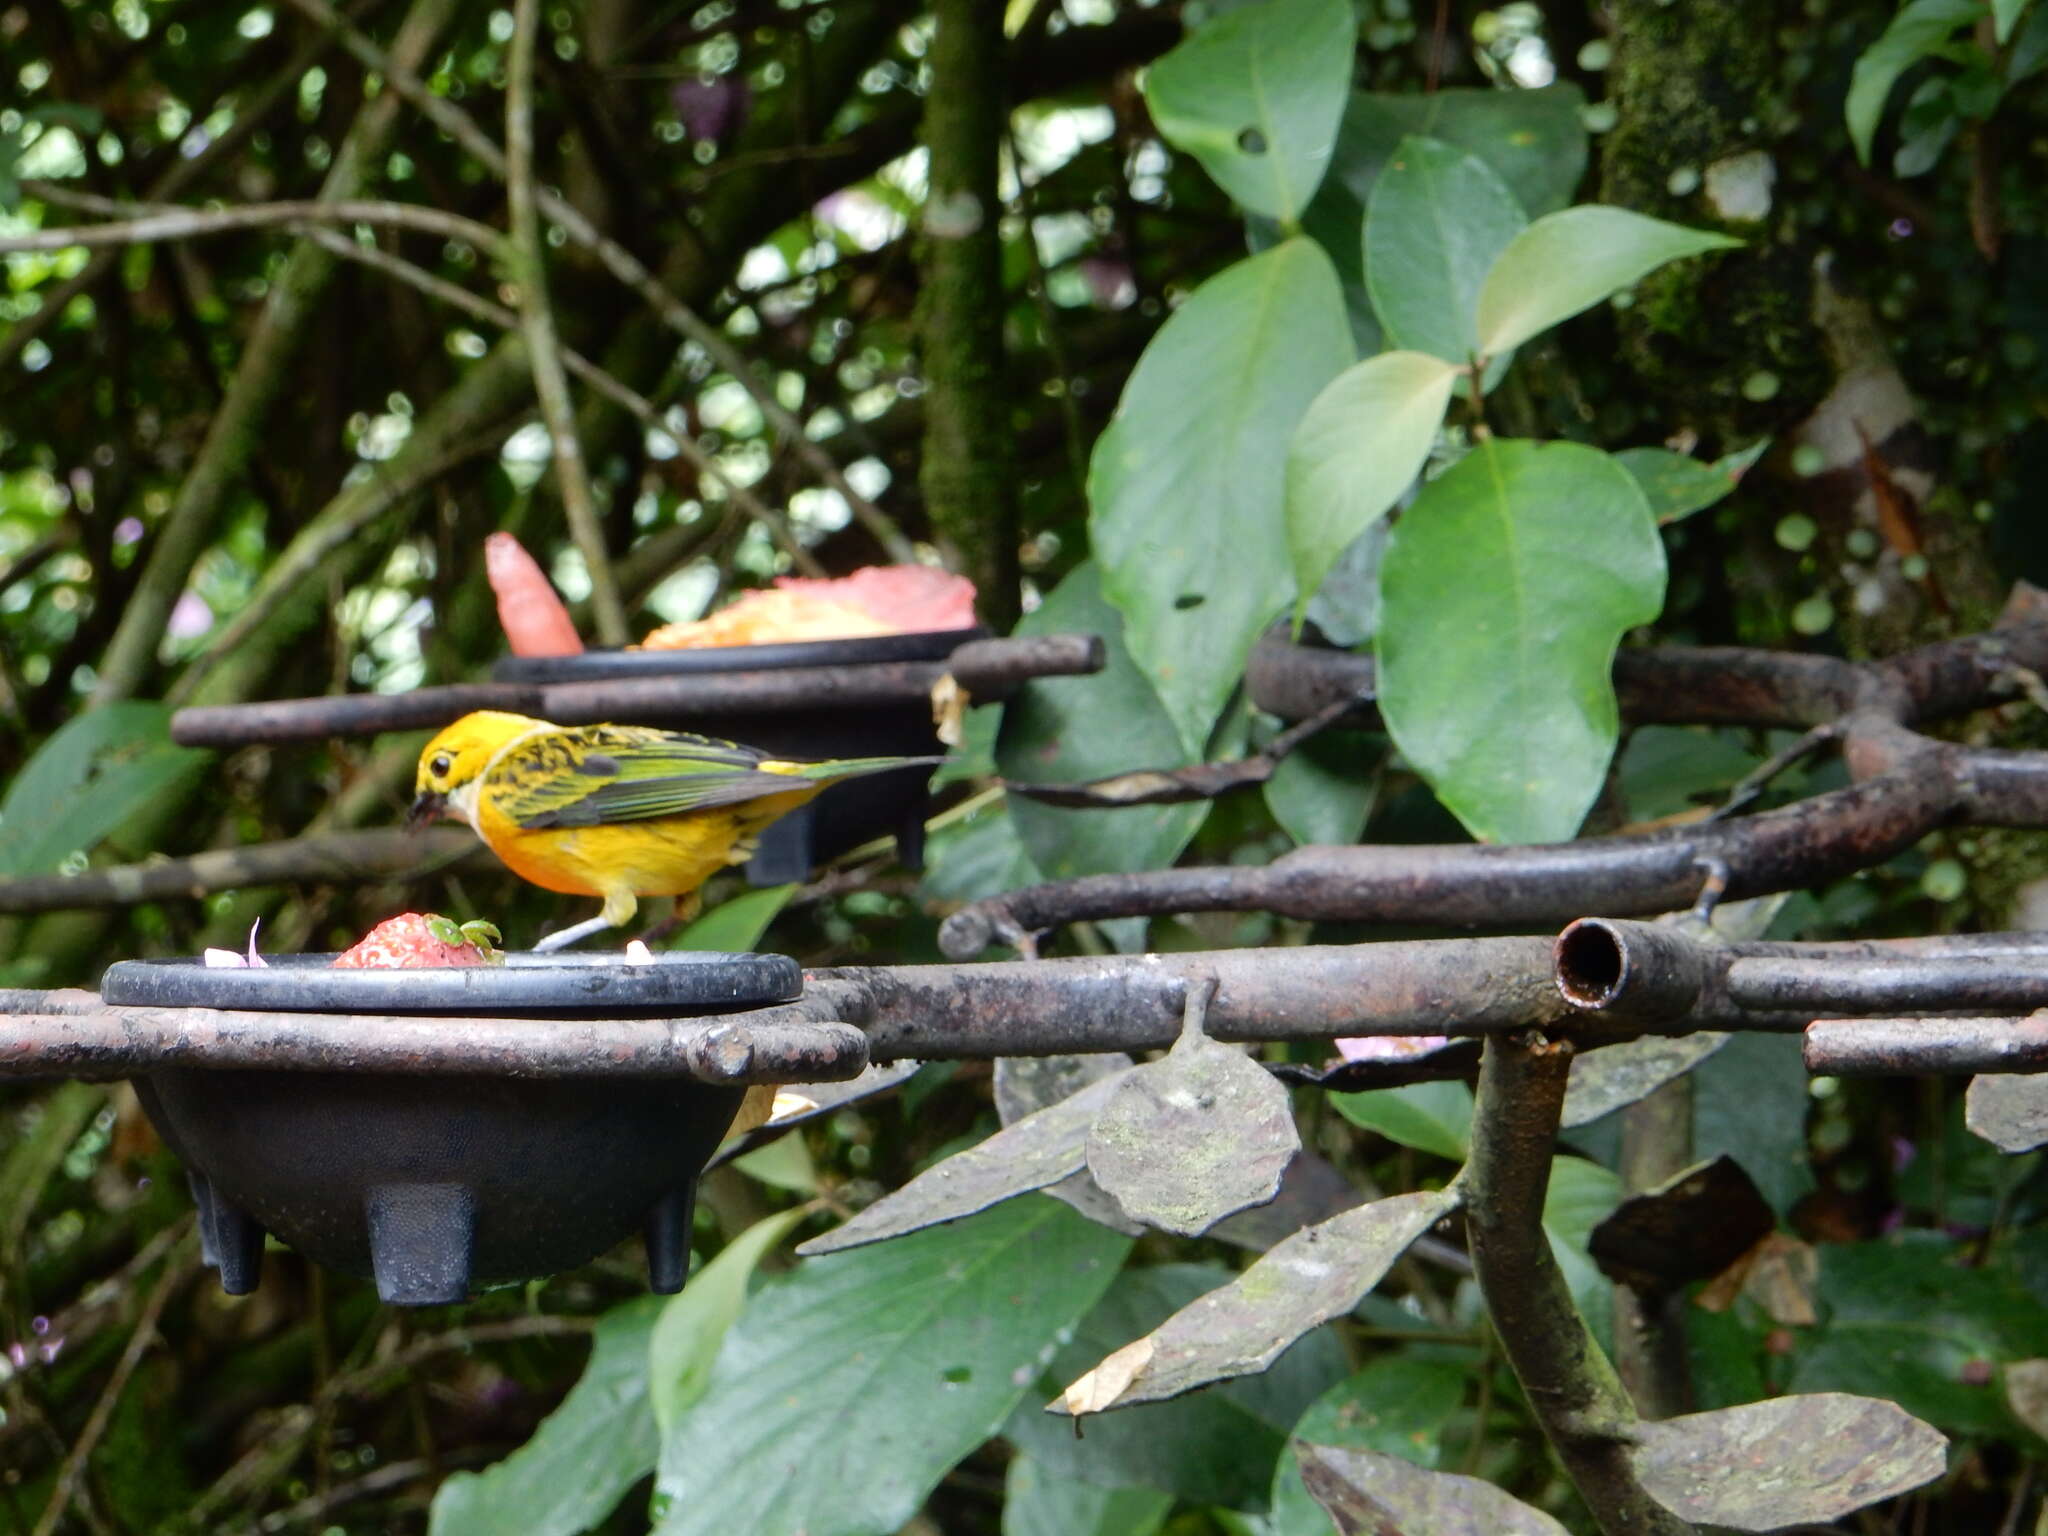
1804 1016 2048 1076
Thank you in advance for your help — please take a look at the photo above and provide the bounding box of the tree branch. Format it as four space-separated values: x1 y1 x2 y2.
917 0 1020 627
0 197 504 255
506 0 628 645
1465 1033 1694 1536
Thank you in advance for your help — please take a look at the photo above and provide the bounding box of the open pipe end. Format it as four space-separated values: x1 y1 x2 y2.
1554 918 1630 1010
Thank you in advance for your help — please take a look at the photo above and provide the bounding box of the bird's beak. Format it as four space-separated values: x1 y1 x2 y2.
406 791 446 832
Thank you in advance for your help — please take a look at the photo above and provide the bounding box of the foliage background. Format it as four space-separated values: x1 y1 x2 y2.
1 0 2047 1530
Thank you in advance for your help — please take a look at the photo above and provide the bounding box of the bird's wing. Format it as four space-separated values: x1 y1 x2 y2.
489 726 807 829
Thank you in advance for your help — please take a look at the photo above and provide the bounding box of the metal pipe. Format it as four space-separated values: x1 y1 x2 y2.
0 1000 869 1083
168 634 1105 746
1804 1016 2048 1076
1726 955 2048 1014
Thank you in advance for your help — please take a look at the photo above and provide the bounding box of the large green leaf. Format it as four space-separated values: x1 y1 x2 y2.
1692 1033 1815 1216
1330 1081 1472 1160
673 882 793 952
1266 1358 1469 1536
1263 727 1383 847
1004 1263 1348 1510
1365 136 1527 367
1378 438 1666 844
1319 86 1588 223
1544 1155 1623 1351
0 702 209 877
1142 0 1355 223
1787 1232 2048 1439
1090 239 1353 753
1003 1456 1172 1536
1475 208 1741 358
997 562 1209 892
1845 0 1983 163
651 1197 1130 1536
1285 350 1459 630
647 1207 809 1436
429 1297 664 1536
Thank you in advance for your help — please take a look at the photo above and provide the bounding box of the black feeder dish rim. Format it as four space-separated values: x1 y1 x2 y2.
488 628 985 885
104 951 837 1308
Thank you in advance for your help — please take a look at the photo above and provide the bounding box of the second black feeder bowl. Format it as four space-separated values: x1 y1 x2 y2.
103 952 814 1307
494 629 982 884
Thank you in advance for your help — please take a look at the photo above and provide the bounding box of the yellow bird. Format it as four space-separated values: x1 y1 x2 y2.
408 710 936 951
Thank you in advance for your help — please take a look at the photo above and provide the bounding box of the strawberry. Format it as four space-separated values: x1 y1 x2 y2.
331 914 505 968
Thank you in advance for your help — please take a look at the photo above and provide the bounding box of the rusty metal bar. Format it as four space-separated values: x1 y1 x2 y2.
1554 918 2048 1021
168 634 1104 746
1804 1017 2048 1076
0 998 869 1083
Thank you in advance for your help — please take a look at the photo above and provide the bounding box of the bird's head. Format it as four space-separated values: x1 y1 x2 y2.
408 711 549 830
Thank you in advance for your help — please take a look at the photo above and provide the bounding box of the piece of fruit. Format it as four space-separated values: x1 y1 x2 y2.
331 914 505 968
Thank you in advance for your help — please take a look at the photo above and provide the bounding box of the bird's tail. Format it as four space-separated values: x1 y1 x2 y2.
789 753 944 784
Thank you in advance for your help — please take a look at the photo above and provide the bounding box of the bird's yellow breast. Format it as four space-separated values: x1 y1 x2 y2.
471 778 823 899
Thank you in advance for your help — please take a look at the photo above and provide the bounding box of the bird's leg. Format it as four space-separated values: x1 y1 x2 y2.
531 890 638 953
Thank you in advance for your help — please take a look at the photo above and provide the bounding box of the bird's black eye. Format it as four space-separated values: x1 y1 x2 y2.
430 754 452 777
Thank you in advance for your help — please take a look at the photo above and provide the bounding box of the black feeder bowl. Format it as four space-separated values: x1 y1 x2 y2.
492 628 982 884
102 952 804 1306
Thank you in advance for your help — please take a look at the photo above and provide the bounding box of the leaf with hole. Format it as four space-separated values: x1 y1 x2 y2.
1285 350 1460 631
1475 207 1741 358
1091 239 1353 752
1141 0 1355 223
1627 1393 1946 1530
1378 437 1665 844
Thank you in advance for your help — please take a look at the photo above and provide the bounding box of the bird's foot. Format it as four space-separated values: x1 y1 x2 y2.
531 913 620 953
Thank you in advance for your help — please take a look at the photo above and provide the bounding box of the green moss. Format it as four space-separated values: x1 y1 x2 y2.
1599 0 1829 439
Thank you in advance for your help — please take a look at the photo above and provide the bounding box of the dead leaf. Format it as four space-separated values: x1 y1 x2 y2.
796 1068 1129 1256
1695 1231 1819 1326
1048 1189 1458 1416
1295 1442 1570 1536
2003 1359 2048 1439
1060 1337 1155 1417
1965 1073 2048 1153
929 672 968 746
1628 1393 1946 1530
1590 1155 1774 1294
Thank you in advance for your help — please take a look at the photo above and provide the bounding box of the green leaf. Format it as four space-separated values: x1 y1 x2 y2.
1142 0 1355 223
673 882 793 951
997 562 1210 892
1330 1081 1472 1160
1845 0 1984 163
1285 350 1459 629
1475 207 1741 358
1266 1358 1468 1536
1787 1232 2048 1438
1005 1263 1347 1509
1613 444 1757 525
1692 1033 1816 1216
1263 728 1384 847
1091 240 1353 751
651 1198 1130 1536
647 1207 809 1437
1378 438 1665 844
1365 137 1527 367
1320 86 1589 223
1544 1155 1623 1352
0 703 210 877
1003 1455 1173 1536
429 1297 665 1536
1994 0 2034 42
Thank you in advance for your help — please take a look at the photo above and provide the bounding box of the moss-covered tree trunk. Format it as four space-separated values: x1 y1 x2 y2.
917 0 1021 631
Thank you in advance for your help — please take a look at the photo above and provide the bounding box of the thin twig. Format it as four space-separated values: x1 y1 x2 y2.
506 0 629 645
0 198 505 256
297 228 823 574
1705 721 1841 822
276 0 917 562
32 1232 198 1536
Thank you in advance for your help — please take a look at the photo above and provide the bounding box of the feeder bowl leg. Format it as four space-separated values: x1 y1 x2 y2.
894 799 928 873
187 1171 220 1268
365 1183 477 1306
746 808 815 887
209 1194 268 1296
644 1184 700 1294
